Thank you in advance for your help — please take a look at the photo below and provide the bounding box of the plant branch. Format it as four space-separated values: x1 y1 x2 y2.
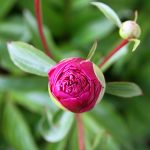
34 0 53 58
75 114 85 150
99 39 129 68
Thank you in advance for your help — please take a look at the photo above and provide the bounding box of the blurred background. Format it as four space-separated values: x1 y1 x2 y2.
0 0 150 150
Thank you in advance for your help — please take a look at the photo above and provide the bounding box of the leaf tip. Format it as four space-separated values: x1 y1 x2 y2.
87 40 98 60
7 41 13 52
138 88 143 96
7 41 12 46
127 39 141 52
91 2 121 28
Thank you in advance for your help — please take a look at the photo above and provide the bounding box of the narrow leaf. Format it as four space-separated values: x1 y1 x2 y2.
91 103 132 148
106 82 143 98
91 2 122 27
7 41 56 76
134 11 138 22
92 132 120 150
130 39 140 51
83 114 120 150
40 112 74 142
2 103 38 150
87 41 97 60
0 76 47 92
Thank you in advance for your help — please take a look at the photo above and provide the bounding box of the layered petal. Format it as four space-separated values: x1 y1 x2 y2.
48 57 104 113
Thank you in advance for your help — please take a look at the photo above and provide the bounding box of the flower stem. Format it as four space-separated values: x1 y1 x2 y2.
34 0 53 58
99 39 129 68
75 114 85 150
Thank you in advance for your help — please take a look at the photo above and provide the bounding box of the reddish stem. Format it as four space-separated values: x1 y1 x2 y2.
99 39 129 68
34 0 52 58
75 114 85 150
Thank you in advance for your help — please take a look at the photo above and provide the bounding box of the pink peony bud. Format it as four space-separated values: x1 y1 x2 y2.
48 58 105 113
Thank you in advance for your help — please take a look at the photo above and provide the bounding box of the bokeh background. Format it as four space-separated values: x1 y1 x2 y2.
0 0 150 150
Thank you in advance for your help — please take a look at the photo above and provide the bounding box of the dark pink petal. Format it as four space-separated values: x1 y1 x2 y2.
48 57 103 113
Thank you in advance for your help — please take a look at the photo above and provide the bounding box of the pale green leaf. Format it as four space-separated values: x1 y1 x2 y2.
0 76 47 92
11 91 59 114
106 82 143 98
130 39 140 51
7 41 56 76
40 112 74 142
2 103 38 150
44 138 68 150
91 2 122 27
87 41 97 60
93 64 106 102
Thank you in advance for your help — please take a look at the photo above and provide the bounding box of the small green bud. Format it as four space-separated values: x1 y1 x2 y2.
119 21 141 39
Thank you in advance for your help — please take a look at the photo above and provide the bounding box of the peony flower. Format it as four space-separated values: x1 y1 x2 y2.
48 58 105 113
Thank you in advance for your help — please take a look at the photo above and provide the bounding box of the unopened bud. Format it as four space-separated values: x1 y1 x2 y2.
119 21 141 39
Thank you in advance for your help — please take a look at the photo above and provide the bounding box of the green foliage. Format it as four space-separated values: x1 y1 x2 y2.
130 39 141 52
0 0 17 19
106 82 143 98
2 102 38 150
7 42 56 76
93 64 106 101
0 0 149 150
39 112 74 142
0 76 47 92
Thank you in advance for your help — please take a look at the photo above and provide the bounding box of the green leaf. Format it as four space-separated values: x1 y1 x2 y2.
130 39 140 51
7 41 56 76
44 138 68 150
93 64 106 102
40 112 74 142
72 0 92 10
106 82 143 98
87 41 97 60
83 114 120 150
91 2 122 27
0 20 31 41
2 102 38 150
11 91 59 114
90 102 132 149
0 76 47 92
0 0 16 19
0 41 23 74
92 132 120 150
